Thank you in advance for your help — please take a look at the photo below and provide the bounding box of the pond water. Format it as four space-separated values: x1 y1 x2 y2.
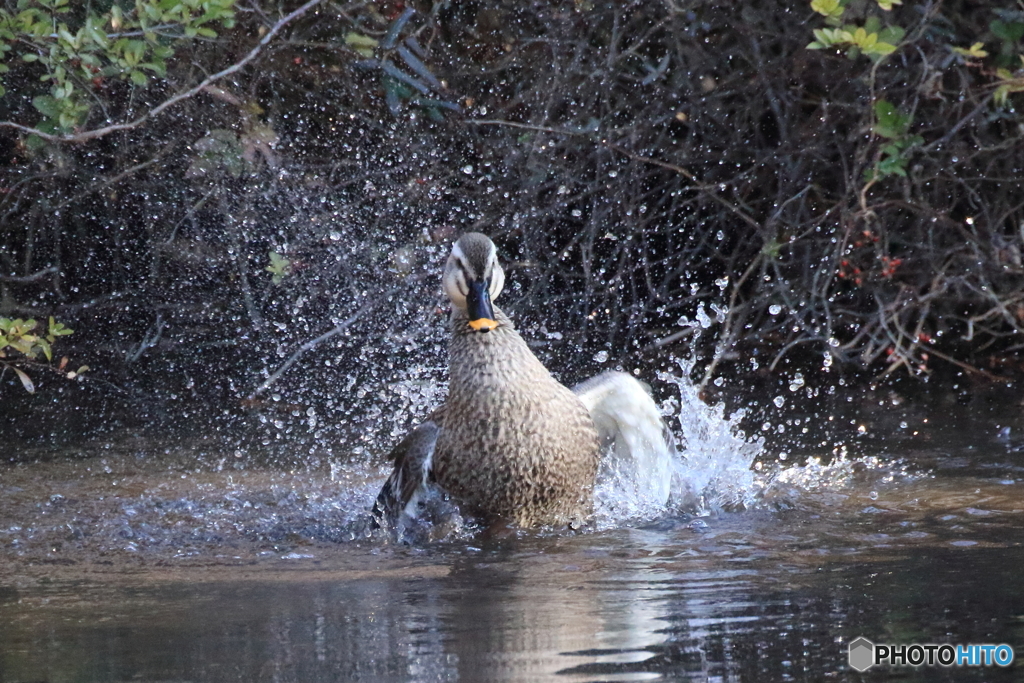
2 373 1024 682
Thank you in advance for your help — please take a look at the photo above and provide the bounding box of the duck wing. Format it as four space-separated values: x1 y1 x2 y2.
573 371 678 511
371 418 441 529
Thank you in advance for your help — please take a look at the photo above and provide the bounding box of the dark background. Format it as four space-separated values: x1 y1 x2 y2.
1 0 1022 448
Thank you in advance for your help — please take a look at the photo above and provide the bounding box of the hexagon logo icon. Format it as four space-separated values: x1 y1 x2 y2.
849 637 875 672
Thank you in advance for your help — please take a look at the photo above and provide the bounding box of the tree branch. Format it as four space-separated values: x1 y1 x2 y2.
0 266 58 283
247 290 401 398
0 0 324 143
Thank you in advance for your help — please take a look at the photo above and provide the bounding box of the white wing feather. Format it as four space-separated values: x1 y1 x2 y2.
574 371 678 515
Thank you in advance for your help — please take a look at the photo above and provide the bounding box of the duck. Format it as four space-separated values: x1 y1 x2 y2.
372 232 677 532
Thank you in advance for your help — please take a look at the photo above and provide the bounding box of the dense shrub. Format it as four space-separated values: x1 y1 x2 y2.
1 0 1022 421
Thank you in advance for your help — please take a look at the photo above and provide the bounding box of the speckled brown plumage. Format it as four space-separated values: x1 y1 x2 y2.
372 232 602 530
433 307 601 527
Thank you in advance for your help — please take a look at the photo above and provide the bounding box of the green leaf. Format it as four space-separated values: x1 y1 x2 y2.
25 134 46 151
994 83 1010 108
32 94 59 118
130 69 148 86
85 21 109 49
48 317 73 337
850 27 871 47
864 41 897 56
873 99 910 138
345 31 378 58
11 337 36 356
140 61 167 76
877 25 905 45
881 142 902 156
878 156 908 176
266 251 293 284
810 0 844 20
36 337 52 361
991 20 1024 44
953 42 988 59
56 26 75 46
812 28 833 45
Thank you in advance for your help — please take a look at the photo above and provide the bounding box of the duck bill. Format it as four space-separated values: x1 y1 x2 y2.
466 280 498 332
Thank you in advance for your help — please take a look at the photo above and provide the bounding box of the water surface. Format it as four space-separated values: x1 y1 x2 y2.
2 380 1024 682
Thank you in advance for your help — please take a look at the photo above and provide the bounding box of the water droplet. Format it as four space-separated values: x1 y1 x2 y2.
773 396 785 408
593 350 609 363
769 304 782 315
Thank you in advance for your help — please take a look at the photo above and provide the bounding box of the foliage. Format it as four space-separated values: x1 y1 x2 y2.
0 0 1023 416
0 0 235 135
266 251 292 285
345 8 459 119
807 2 904 61
865 100 923 179
0 316 83 392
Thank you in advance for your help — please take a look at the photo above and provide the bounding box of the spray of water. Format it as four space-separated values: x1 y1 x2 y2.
308 306 914 542
586 307 916 529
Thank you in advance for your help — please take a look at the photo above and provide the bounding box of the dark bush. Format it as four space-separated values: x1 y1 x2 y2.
1 0 1022 434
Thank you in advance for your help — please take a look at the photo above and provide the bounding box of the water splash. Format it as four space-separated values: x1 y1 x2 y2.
758 452 920 513
660 358 763 514
588 355 918 527
589 357 762 529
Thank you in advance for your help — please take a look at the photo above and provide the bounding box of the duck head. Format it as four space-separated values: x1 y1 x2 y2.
442 232 506 332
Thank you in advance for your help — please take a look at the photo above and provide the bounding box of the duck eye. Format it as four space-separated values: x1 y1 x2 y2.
455 268 469 297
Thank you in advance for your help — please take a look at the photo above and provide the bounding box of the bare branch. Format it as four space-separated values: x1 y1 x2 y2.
0 266 58 284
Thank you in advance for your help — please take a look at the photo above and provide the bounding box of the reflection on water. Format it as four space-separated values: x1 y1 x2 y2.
3 382 1024 682
4 509 1024 682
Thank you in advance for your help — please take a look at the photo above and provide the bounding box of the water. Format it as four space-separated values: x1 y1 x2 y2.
2 374 1024 682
